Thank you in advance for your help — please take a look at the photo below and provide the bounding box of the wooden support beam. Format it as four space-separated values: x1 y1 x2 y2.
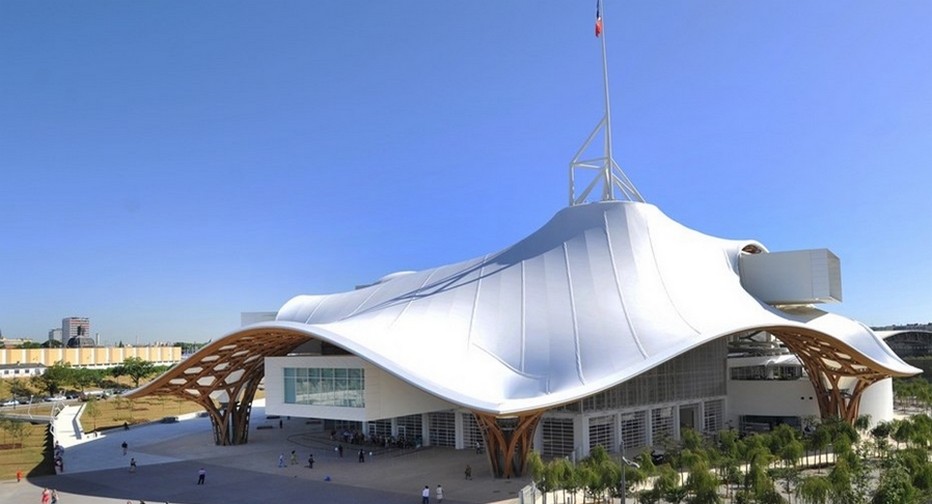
473 411 543 479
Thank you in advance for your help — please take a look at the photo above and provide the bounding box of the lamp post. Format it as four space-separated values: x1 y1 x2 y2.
620 438 640 504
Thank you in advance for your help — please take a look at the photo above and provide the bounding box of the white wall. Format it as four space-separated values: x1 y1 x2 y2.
727 379 820 425
264 355 456 421
858 378 895 427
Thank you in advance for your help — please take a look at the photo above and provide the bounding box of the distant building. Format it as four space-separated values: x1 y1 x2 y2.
62 317 91 346
48 328 62 344
0 345 181 369
0 362 46 379
62 317 90 338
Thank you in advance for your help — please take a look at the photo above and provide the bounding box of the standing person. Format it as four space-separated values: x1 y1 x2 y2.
278 453 285 468
464 464 472 480
307 454 314 469
122 441 128 456
50 489 59 504
278 419 283 429
197 467 206 485
358 449 365 463
421 485 430 504
41 488 51 504
290 450 297 465
129 458 137 473
436 484 444 503
16 468 23 482
337 444 344 457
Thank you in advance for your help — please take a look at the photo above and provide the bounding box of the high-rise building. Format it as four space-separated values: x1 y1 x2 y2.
48 328 63 343
62 317 92 346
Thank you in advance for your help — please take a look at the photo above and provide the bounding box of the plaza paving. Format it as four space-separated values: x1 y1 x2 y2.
1 401 528 504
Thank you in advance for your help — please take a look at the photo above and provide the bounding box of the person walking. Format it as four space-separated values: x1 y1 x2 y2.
421 485 430 504
129 458 137 473
464 464 472 480
122 441 128 456
50 489 59 504
436 484 444 503
290 450 298 465
41 488 51 504
307 454 314 469
197 467 206 485
278 453 285 468
358 449 365 463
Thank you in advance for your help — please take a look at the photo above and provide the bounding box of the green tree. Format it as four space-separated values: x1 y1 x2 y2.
685 460 721 504
84 397 102 433
527 452 556 503
796 475 831 504
111 357 156 388
871 461 917 504
807 424 832 467
31 362 75 396
8 378 34 400
1 419 29 449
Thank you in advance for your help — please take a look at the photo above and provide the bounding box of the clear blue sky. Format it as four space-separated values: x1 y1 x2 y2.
2 1 931 344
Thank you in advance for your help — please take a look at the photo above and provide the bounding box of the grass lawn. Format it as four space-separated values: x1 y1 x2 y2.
0 395 207 481
0 421 52 480
80 395 205 433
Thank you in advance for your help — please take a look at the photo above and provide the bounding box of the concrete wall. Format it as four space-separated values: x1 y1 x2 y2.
264 355 456 421
727 377 895 427
727 379 820 425
0 346 181 368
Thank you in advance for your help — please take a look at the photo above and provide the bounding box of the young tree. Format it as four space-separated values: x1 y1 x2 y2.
111 357 156 388
871 461 917 504
8 379 34 401
796 475 831 504
31 362 74 396
84 397 102 433
4 419 28 449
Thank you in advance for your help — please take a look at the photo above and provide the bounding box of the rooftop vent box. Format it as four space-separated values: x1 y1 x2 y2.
739 249 842 305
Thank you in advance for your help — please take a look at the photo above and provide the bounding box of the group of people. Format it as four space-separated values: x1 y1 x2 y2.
278 451 316 469
40 488 59 504
421 484 444 504
330 428 418 449
53 442 65 473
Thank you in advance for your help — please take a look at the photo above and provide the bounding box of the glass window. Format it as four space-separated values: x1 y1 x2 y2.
282 366 365 408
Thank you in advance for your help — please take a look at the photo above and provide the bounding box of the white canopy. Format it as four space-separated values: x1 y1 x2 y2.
271 201 917 415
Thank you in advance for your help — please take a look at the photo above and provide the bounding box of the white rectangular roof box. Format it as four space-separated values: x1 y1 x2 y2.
739 249 842 304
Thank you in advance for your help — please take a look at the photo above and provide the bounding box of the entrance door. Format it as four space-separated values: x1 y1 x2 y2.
679 404 699 431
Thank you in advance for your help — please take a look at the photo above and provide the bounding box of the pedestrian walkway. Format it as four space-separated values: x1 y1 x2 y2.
3 400 527 504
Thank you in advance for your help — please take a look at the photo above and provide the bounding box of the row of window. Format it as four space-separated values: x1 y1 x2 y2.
283 367 365 408
730 365 804 381
1 368 42 376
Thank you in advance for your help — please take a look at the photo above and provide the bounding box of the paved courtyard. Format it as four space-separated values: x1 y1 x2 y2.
1 402 528 504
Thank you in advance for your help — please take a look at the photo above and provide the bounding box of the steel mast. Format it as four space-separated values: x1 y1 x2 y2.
569 0 644 206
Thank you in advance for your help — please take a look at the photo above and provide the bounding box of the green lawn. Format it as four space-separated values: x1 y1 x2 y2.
0 395 206 480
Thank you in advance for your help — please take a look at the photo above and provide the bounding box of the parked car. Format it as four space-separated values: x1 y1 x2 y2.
1 399 20 406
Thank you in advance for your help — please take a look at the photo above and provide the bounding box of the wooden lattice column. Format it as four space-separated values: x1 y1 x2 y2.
473 411 543 479
775 330 887 424
126 328 310 445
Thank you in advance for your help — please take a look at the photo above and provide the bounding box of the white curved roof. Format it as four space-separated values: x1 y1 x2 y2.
271 201 917 415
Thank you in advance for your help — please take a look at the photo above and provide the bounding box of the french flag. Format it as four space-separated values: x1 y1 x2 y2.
595 0 603 37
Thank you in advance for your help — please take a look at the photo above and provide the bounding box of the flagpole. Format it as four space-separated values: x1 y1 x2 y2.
568 0 645 206
599 0 614 202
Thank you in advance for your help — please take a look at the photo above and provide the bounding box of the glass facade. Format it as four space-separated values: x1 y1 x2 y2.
429 411 457 447
556 338 728 414
542 417 575 458
283 367 365 407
